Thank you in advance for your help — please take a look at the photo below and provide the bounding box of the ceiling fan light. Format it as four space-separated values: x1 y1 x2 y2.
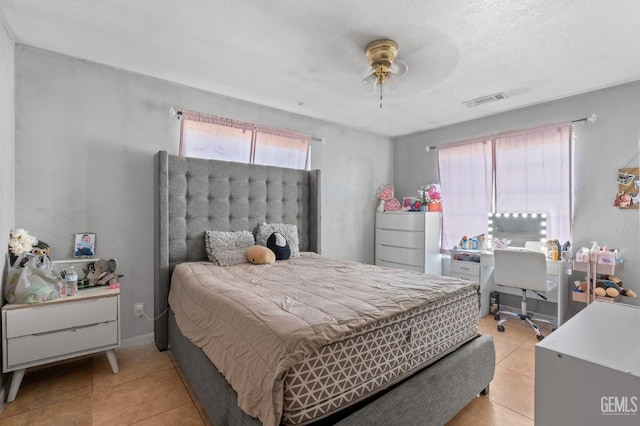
361 38 408 106
360 73 378 93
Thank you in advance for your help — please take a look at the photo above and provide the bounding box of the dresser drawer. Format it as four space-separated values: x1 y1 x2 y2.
376 244 424 268
376 229 425 249
6 320 118 368
451 260 480 276
5 296 117 338
375 259 423 273
376 212 425 231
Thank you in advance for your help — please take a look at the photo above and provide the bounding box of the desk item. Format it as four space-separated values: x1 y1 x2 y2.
489 291 499 315
493 248 557 340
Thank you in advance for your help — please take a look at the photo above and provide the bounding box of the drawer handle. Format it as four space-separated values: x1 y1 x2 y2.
460 266 470 271
380 244 418 250
32 322 106 336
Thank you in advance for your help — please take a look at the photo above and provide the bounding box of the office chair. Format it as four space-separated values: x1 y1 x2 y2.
493 248 557 340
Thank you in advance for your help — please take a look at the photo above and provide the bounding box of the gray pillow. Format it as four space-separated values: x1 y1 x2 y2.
256 223 300 257
205 230 255 266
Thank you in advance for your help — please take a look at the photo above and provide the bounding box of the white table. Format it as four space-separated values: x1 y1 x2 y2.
535 301 640 425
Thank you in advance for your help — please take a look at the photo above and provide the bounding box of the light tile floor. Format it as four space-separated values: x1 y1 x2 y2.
0 314 552 425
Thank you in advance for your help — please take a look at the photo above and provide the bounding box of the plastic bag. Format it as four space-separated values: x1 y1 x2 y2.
5 253 63 304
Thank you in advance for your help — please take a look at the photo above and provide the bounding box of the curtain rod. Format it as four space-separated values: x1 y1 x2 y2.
170 107 322 142
571 113 597 124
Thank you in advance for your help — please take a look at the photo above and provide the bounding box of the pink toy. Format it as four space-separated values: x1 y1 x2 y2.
376 184 401 212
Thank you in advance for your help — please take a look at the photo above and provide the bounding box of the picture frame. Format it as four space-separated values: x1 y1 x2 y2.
402 197 414 209
74 233 96 257
616 172 634 186
402 197 423 211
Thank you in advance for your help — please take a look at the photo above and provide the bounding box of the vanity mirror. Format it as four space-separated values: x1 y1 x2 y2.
487 213 546 248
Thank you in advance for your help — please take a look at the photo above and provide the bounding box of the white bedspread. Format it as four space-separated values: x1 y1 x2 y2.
168 253 479 426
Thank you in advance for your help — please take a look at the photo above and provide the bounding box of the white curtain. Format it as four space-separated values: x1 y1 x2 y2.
438 140 493 250
178 109 310 170
438 124 572 250
495 125 572 243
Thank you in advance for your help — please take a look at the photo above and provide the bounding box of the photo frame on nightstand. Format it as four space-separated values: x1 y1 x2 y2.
74 233 96 257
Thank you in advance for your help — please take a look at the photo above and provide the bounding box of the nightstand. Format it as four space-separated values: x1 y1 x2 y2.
2 287 120 402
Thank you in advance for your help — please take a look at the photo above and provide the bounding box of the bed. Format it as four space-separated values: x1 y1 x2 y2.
154 150 495 426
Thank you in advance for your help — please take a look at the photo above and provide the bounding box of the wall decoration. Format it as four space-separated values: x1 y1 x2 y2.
613 168 639 209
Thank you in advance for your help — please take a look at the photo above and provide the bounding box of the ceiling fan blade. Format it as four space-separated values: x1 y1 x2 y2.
390 59 408 78
356 63 375 79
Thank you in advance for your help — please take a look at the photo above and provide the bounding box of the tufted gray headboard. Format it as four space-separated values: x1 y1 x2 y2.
154 150 321 350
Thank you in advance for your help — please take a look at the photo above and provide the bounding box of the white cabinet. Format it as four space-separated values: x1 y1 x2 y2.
375 211 441 275
535 301 640 426
2 287 121 402
451 249 494 317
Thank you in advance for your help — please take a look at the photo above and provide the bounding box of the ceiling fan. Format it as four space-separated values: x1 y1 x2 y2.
360 39 409 108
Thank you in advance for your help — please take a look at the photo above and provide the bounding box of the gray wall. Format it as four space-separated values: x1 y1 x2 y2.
13 46 393 345
394 82 640 315
0 16 14 410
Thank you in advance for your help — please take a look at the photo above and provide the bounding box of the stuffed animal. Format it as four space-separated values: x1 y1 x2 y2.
246 245 275 264
594 276 637 298
376 184 401 212
267 232 291 260
87 259 121 286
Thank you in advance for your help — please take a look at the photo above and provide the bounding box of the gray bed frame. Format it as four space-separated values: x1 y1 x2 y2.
154 150 495 425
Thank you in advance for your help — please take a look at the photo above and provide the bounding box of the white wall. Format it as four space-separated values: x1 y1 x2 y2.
13 46 393 344
394 82 640 314
0 14 14 410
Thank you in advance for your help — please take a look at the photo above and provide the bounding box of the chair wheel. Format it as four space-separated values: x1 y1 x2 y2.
497 325 505 332
493 314 500 321
537 335 545 341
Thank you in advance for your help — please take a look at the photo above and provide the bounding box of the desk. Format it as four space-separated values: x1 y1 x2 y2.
451 249 568 324
535 301 640 426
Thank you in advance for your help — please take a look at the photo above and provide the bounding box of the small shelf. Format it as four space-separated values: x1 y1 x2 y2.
571 291 621 303
572 260 625 305
572 260 623 275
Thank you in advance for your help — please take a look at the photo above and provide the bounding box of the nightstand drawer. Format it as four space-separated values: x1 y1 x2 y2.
451 261 480 276
451 272 479 283
6 320 118 368
5 296 117 338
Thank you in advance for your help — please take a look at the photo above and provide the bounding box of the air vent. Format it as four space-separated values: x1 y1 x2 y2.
463 92 508 107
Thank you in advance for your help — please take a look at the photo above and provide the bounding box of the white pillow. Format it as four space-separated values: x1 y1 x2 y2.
204 230 255 266
255 223 300 257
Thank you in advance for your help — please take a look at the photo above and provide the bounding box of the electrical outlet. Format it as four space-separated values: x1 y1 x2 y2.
134 302 144 317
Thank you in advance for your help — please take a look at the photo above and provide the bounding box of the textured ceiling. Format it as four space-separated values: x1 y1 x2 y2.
1 0 639 137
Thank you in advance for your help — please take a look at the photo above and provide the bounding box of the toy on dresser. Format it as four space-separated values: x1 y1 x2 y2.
86 259 122 288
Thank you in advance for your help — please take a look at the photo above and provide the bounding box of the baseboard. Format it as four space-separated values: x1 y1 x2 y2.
120 332 155 349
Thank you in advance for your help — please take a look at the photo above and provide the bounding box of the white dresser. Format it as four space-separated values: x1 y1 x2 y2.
375 211 441 274
2 287 121 402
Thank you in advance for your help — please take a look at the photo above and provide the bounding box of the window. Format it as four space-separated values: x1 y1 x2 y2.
179 110 310 170
438 124 572 250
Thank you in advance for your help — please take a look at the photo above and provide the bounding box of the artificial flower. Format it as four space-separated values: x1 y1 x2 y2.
8 228 38 255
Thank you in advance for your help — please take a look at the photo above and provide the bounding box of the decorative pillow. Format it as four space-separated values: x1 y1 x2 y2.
255 222 300 257
267 232 291 260
204 230 255 266
246 245 275 265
